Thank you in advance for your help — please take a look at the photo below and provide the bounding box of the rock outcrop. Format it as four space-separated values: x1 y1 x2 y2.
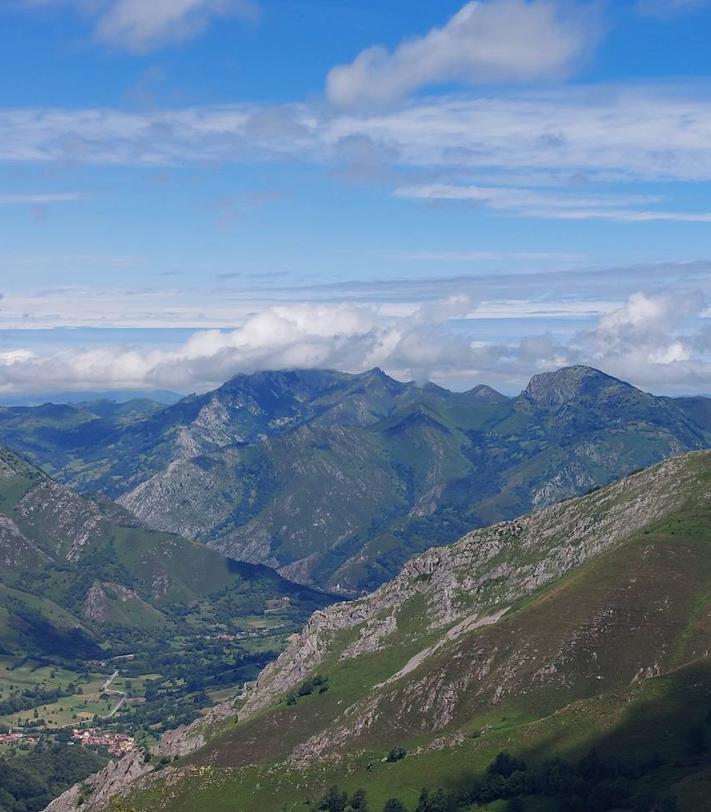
43 754 152 812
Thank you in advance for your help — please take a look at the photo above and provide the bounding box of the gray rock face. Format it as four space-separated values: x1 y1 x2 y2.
153 701 236 758
0 515 47 567
15 478 107 561
82 581 142 623
522 365 629 409
43 754 152 812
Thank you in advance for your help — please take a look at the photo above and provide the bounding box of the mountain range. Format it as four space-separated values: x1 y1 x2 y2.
3 365 711 595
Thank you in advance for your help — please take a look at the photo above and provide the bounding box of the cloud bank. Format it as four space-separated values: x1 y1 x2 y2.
0 288 709 396
5 84 711 180
5 83 709 222
394 183 711 222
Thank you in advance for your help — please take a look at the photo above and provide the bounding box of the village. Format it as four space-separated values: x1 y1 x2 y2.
0 731 38 747
0 727 137 759
71 728 137 758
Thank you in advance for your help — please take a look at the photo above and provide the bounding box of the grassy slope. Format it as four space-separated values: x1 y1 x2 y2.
123 451 711 811
0 445 330 661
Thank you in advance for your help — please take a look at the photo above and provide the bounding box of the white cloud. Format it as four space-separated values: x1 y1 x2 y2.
326 0 598 109
394 182 711 222
95 0 259 51
637 0 709 18
17 0 259 51
0 299 477 393
591 290 704 355
554 290 711 388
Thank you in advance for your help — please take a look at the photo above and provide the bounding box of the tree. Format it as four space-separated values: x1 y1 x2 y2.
350 788 370 811
488 751 526 779
319 785 348 812
507 798 525 812
415 788 450 812
386 746 407 762
686 724 707 754
383 801 406 812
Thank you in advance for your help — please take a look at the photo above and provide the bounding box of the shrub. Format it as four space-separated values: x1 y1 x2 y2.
386 746 407 763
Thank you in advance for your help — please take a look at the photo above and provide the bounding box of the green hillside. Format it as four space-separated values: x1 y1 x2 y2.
0 446 330 742
91 450 711 812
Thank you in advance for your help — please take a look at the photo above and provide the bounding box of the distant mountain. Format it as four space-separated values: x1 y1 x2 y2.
0 390 182 407
0 445 328 663
2 366 711 594
51 451 711 812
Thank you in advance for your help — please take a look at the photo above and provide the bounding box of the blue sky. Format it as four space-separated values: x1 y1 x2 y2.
1 0 711 396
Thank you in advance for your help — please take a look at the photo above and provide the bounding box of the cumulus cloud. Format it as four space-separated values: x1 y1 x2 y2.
589 291 704 356
637 0 709 18
0 299 476 394
17 0 259 51
326 0 599 109
552 290 711 390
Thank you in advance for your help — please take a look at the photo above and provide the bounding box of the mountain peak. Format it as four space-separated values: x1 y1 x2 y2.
218 368 353 399
522 366 631 408
361 366 388 379
357 367 400 386
463 384 509 404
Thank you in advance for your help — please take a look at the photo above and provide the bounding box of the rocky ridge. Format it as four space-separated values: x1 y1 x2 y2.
44 754 153 812
39 450 711 810
239 451 702 723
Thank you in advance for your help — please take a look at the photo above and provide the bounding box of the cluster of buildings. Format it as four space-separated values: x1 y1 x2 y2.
213 632 243 642
71 728 136 758
0 731 37 746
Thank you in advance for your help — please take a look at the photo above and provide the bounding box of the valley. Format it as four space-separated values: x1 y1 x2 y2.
0 444 332 808
6 3 711 809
